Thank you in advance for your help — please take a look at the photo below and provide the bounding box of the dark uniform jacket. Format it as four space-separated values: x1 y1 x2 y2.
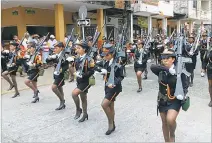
95 59 124 92
46 55 69 79
75 55 94 84
151 64 189 99
134 48 148 68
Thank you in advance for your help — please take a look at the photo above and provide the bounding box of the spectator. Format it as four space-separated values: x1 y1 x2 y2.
48 35 57 55
42 41 49 69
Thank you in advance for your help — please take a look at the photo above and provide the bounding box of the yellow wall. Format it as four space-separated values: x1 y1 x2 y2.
2 7 20 27
2 6 73 37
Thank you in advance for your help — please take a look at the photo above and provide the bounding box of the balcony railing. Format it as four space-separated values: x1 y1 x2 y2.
82 1 115 7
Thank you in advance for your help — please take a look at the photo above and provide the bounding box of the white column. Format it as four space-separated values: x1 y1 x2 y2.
177 20 181 34
130 12 133 42
162 17 167 35
148 16 152 35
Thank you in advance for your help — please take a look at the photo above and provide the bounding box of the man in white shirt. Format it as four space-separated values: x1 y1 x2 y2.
48 35 57 55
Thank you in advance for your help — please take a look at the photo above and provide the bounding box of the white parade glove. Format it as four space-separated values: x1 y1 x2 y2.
137 61 142 64
100 69 107 75
176 94 184 100
3 50 9 53
147 59 151 63
50 54 57 59
189 51 193 56
169 66 176 75
24 55 30 59
66 57 74 62
75 71 82 78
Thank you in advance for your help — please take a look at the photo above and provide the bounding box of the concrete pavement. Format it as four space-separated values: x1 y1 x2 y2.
1 60 212 142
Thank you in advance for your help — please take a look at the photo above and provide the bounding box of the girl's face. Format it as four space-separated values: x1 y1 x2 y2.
9 45 16 51
30 47 35 54
54 46 63 54
104 53 113 61
75 45 85 55
161 55 175 68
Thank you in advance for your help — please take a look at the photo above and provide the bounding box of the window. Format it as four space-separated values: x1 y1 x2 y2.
193 0 197 8
26 26 55 37
1 26 18 41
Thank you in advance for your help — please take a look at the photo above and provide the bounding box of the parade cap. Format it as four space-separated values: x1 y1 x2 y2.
202 32 207 36
54 41 64 48
86 36 93 42
161 49 176 59
101 43 115 56
110 37 114 41
75 40 89 50
9 41 19 47
102 36 106 40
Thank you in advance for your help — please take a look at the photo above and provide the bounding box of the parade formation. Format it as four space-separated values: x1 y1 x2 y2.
1 3 212 143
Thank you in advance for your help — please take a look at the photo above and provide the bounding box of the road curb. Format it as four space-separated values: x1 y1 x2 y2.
1 83 52 95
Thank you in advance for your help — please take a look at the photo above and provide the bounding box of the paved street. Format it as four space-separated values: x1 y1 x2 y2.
1 59 211 142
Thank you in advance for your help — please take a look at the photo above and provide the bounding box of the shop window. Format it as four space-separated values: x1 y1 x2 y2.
1 26 18 41
84 24 97 37
26 26 55 37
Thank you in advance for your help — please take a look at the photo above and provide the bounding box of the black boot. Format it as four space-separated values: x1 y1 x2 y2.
105 122 116 135
137 88 142 92
31 96 39 103
74 108 82 119
55 100 66 110
33 90 40 98
12 92 20 98
78 113 88 122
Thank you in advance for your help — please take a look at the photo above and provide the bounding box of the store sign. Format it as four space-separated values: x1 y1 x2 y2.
137 17 148 28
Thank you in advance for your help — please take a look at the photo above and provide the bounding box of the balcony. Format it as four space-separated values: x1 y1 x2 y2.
200 10 211 21
133 1 159 16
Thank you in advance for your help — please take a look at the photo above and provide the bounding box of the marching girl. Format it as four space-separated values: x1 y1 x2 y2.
1 44 9 74
46 42 69 110
24 42 42 103
183 35 199 87
203 36 212 107
134 41 148 92
151 49 189 142
95 43 124 135
70 40 95 122
2 41 22 98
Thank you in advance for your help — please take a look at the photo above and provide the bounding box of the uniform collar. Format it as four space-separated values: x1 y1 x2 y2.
80 54 86 59
109 58 114 66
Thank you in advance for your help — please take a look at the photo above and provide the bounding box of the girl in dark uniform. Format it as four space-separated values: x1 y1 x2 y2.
151 49 189 142
2 41 21 98
183 35 199 87
95 43 124 135
71 40 95 122
1 45 9 74
134 41 148 92
200 33 208 77
24 42 42 103
203 37 212 107
46 42 69 110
